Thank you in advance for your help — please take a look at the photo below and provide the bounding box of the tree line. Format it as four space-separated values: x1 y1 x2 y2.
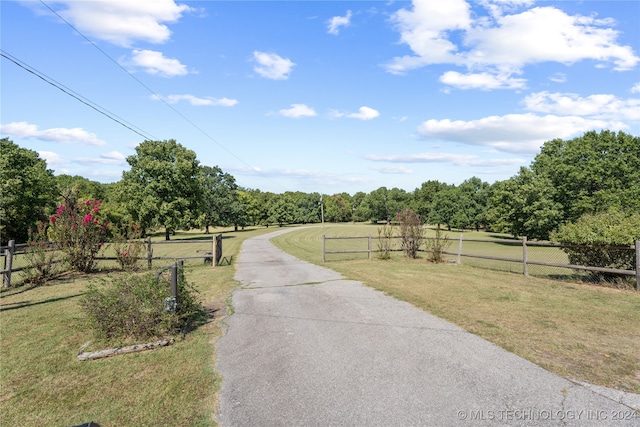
2 130 639 246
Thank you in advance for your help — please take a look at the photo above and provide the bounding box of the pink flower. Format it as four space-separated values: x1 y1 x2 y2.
50 216 57 223
83 213 92 223
85 200 91 206
56 205 64 216
122 252 128 257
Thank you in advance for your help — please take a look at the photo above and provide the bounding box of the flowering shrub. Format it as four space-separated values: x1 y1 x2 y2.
48 195 109 273
397 209 424 259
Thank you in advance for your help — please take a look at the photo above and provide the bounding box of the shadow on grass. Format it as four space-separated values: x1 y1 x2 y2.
0 293 83 312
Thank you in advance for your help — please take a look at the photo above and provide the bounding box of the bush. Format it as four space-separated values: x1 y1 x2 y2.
23 222 63 285
377 224 394 259
551 209 640 283
48 193 109 273
81 268 206 341
111 223 145 271
397 209 424 259
425 225 451 264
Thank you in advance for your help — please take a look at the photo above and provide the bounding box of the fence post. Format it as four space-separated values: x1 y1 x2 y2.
635 240 639 291
457 234 463 264
522 236 528 277
322 235 326 263
368 235 372 260
147 237 152 269
171 263 178 302
3 240 15 288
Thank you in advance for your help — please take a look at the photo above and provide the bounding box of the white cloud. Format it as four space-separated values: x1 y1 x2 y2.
0 121 106 146
329 106 380 120
417 113 624 153
73 151 127 165
548 73 567 83
365 152 525 167
253 51 295 80
439 70 526 90
46 0 193 47
126 49 188 77
38 151 66 167
278 104 317 118
523 91 640 121
386 1 639 88
631 83 640 94
373 165 414 174
327 10 352 35
155 94 238 106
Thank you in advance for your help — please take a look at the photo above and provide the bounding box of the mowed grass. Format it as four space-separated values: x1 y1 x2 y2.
272 224 640 394
0 226 275 427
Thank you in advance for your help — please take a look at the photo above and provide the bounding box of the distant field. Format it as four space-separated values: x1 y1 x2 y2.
272 224 640 394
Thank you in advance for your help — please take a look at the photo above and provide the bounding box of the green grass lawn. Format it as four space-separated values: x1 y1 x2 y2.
272 224 640 394
0 226 274 427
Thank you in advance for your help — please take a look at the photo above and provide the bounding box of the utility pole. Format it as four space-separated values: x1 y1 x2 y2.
320 194 325 228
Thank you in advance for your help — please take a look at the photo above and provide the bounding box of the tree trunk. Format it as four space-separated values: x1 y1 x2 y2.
165 228 170 241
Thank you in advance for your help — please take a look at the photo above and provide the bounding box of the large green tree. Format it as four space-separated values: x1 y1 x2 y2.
116 140 202 240
531 130 640 222
198 165 241 232
0 138 57 243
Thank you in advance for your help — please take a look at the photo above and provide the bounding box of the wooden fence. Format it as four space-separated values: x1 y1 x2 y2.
1 235 225 288
322 234 640 291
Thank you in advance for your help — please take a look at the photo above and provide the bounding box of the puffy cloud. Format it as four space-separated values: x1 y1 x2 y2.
523 91 640 121
127 49 188 77
278 104 317 118
45 0 193 47
372 165 414 174
155 94 238 106
329 106 380 120
631 83 640 94
253 51 295 80
327 10 352 35
0 121 105 146
416 113 624 153
386 1 639 89
38 151 66 167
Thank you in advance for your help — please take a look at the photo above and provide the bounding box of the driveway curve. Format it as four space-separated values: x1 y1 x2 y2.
216 228 640 426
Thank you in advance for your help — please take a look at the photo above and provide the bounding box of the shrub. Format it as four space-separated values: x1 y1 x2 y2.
397 209 424 259
425 225 451 264
111 223 145 271
377 224 394 259
48 193 109 273
81 268 206 341
551 209 639 283
22 222 63 285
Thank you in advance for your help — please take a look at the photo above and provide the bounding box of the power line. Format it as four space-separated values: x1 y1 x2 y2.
0 49 157 142
39 0 285 191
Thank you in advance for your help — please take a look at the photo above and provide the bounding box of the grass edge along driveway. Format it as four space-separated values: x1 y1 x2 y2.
271 225 640 395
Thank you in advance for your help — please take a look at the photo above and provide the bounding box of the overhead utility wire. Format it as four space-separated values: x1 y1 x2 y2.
40 0 284 190
0 49 157 142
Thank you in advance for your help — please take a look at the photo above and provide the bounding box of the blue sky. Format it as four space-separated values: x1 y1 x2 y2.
2 0 639 194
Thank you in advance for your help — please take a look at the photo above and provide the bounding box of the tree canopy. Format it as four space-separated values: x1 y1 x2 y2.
0 138 57 244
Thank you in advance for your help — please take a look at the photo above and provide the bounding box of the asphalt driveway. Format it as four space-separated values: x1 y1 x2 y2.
216 228 640 426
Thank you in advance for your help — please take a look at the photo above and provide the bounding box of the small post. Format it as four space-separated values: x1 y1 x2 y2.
3 240 15 288
523 236 528 277
635 240 639 291
322 235 326 263
213 234 222 266
211 235 217 267
457 234 463 264
368 235 372 260
147 236 153 269
171 263 178 302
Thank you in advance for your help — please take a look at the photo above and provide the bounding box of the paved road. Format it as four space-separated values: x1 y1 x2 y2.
216 229 640 426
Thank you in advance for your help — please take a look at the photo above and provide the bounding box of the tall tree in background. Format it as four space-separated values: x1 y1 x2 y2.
531 130 640 222
0 138 57 243
198 165 240 232
116 140 202 240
